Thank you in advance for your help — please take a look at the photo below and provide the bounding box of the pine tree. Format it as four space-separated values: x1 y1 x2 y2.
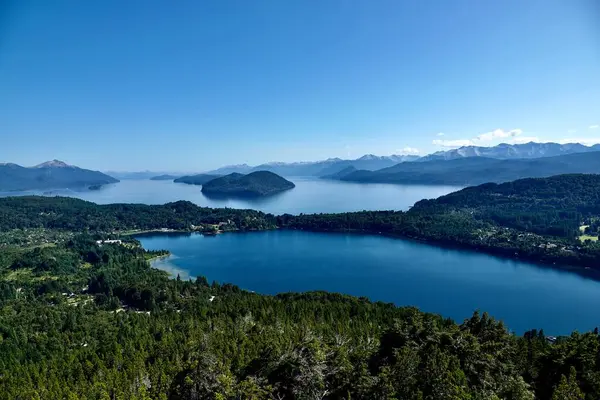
552 367 584 400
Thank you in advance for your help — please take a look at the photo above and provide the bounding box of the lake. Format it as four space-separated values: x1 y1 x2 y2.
139 230 600 335
0 178 461 214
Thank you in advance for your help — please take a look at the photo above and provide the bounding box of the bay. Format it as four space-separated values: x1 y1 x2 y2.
139 230 600 335
0 178 461 214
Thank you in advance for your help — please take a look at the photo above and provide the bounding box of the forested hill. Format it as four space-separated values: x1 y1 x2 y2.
411 174 600 238
201 171 295 197
173 173 221 185
0 196 276 232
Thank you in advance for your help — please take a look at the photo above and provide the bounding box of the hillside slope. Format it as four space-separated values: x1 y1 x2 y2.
411 174 600 238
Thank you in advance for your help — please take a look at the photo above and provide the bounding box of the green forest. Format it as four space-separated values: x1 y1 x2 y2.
201 171 295 197
1 174 600 398
1 235 599 400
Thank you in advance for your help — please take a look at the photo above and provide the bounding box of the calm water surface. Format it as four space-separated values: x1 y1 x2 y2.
0 178 461 214
139 230 600 335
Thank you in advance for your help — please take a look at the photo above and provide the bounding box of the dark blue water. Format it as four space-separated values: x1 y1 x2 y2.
0 178 461 214
139 230 600 335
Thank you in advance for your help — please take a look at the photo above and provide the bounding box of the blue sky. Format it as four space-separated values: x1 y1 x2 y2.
1 0 599 171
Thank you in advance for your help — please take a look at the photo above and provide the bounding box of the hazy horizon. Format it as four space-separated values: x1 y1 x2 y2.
1 1 599 171
3 139 600 174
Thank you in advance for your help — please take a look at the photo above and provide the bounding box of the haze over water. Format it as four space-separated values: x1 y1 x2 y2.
0 178 462 214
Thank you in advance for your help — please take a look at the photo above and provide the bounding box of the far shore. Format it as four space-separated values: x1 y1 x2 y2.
135 227 600 283
120 228 188 236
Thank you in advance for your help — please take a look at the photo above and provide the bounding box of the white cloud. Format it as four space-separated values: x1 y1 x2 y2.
508 136 540 144
475 128 522 142
431 126 600 149
558 138 600 146
567 129 577 134
432 139 474 148
437 132 445 136
432 128 522 148
397 147 420 155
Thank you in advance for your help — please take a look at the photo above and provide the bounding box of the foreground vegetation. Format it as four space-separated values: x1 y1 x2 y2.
0 235 598 400
1 174 600 398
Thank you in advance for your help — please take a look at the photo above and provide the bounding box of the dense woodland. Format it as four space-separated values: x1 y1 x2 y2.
1 174 600 398
0 236 599 400
0 197 275 232
412 174 600 238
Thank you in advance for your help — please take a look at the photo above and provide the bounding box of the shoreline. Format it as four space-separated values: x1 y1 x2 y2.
136 227 600 283
147 253 171 263
121 229 188 236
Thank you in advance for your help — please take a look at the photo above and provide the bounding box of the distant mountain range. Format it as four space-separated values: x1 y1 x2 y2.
105 171 177 180
207 155 420 177
333 151 600 186
150 174 181 181
174 174 221 185
419 142 600 162
0 160 119 191
5 142 600 191
205 142 600 178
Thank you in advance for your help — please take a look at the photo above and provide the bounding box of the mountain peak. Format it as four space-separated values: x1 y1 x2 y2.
420 142 600 162
34 160 71 168
358 154 380 161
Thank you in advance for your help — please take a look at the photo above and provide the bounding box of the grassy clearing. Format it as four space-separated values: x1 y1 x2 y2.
32 274 60 282
4 268 33 281
579 225 598 242
21 243 56 251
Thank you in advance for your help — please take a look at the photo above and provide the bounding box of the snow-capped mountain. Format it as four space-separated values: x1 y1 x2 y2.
419 142 600 162
206 154 420 177
34 159 72 168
